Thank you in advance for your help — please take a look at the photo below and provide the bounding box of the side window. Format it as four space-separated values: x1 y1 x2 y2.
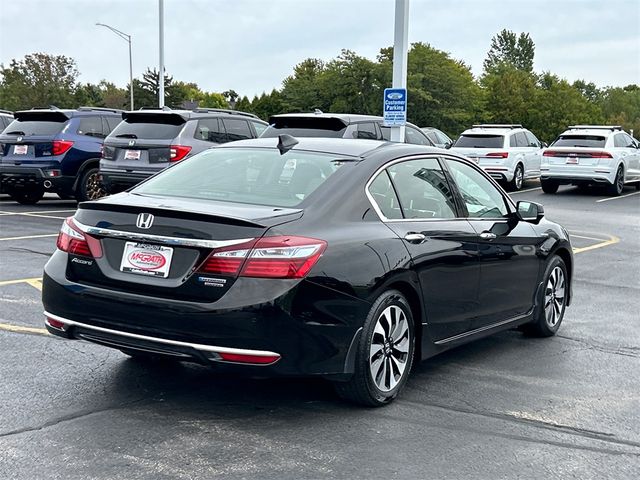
516 132 529 147
405 126 431 146
613 134 625 148
509 134 518 147
435 131 451 145
387 158 457 219
222 118 252 142
251 121 267 138
368 171 403 220
356 122 378 140
104 116 121 134
446 160 509 218
380 126 390 141
624 133 637 148
77 116 105 138
525 131 540 147
425 131 439 144
195 118 227 143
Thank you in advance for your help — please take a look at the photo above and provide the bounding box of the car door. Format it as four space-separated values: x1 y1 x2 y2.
619 133 640 180
444 158 543 327
367 156 481 341
524 131 542 177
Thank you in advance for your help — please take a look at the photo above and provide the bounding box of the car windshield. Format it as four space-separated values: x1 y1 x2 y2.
453 134 504 148
3 119 66 136
134 147 351 207
551 135 606 148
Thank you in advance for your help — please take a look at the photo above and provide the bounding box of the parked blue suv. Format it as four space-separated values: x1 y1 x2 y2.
0 107 122 204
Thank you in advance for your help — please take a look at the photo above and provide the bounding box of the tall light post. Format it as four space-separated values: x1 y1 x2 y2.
158 0 165 108
390 0 409 142
96 22 134 110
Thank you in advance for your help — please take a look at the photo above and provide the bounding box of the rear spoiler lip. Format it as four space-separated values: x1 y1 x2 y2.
14 110 70 122
77 200 303 229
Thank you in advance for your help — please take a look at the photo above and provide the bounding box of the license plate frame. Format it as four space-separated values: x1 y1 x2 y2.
124 149 141 160
13 145 28 155
120 242 173 278
565 157 579 164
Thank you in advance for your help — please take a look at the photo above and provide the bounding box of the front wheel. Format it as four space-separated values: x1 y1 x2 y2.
521 255 568 337
333 290 415 407
540 179 559 194
76 167 106 202
10 188 44 205
607 165 624 196
508 163 525 191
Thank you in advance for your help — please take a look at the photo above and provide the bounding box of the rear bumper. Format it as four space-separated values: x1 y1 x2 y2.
100 170 151 194
540 166 615 184
0 166 74 194
42 251 368 377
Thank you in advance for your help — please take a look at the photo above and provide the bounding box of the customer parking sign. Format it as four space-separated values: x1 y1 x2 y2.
383 88 407 126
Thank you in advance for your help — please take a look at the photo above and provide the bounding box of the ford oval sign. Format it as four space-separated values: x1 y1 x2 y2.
386 92 403 100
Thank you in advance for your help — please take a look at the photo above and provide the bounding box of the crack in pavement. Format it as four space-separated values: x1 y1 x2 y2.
556 334 640 359
399 397 640 453
5 247 53 257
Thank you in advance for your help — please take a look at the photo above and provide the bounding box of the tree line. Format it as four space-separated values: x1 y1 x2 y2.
0 30 637 142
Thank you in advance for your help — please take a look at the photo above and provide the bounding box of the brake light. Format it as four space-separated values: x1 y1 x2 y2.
56 217 102 258
485 152 509 158
52 140 74 156
169 145 192 162
588 152 613 158
199 236 327 279
543 150 612 158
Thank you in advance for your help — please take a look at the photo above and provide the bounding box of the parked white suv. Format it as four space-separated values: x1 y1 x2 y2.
541 126 640 196
450 124 543 191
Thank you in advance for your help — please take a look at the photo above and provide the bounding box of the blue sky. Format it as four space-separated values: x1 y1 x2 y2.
1 0 638 97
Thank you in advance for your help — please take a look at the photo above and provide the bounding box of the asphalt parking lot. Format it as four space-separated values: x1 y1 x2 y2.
0 183 638 480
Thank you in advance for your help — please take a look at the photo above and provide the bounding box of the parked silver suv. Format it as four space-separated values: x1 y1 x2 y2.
450 124 544 191
100 108 268 194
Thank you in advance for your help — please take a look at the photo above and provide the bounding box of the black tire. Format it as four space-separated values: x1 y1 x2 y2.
76 167 106 202
508 163 525 191
540 180 559 194
57 193 75 200
521 255 568 337
333 290 415 407
635 181 640 191
10 189 44 205
607 165 624 196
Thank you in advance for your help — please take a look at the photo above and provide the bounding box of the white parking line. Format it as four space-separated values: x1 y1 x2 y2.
0 209 76 216
595 191 640 203
570 234 606 241
0 233 58 242
510 187 542 195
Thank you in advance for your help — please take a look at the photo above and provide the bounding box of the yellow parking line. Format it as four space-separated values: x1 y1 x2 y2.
25 279 43 291
0 322 49 336
572 234 620 254
0 233 58 241
595 191 640 203
0 277 43 287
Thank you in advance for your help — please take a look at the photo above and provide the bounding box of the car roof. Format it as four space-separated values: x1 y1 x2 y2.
560 125 623 137
461 125 527 135
14 107 123 118
217 137 443 159
127 108 262 121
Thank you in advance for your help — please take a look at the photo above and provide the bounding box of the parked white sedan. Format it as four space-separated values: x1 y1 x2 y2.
541 126 640 196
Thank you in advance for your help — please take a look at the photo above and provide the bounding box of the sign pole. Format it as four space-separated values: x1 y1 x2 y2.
390 0 409 142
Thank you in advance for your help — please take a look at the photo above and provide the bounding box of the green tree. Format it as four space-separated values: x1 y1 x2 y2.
280 58 328 112
250 89 285 119
0 53 79 110
481 66 538 127
130 68 188 108
598 85 640 136
483 29 535 73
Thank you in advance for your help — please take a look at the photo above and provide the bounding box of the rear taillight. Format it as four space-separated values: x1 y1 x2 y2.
52 140 74 156
199 236 327 279
56 217 102 258
485 152 509 158
543 150 612 158
169 145 192 162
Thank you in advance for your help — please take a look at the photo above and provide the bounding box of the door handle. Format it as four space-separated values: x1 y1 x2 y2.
480 232 497 240
404 233 426 243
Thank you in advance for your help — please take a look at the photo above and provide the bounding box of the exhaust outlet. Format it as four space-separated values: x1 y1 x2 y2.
43 180 53 189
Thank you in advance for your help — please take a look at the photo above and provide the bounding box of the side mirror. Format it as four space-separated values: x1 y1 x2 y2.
445 141 452 149
517 201 544 223
541 142 548 148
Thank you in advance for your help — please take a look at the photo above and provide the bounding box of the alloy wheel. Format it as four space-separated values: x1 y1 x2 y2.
515 165 524 190
544 266 565 327
85 171 106 200
369 305 411 392
616 167 624 193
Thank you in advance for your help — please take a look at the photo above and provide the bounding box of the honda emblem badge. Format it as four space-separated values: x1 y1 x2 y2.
128 139 136 147
136 213 154 229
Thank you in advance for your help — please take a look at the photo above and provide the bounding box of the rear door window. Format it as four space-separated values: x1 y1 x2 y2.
355 122 379 139
194 118 226 143
250 120 267 137
454 135 504 148
405 126 432 146
77 116 105 138
368 171 402 219
515 132 529 147
104 116 121 133
222 118 252 142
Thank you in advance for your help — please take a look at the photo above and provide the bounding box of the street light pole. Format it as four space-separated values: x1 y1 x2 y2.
390 0 409 142
158 0 165 108
96 22 134 110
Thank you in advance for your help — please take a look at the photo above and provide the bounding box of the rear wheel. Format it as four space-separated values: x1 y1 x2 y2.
607 165 624 196
521 255 568 337
540 179 559 194
508 163 525 191
333 290 415 407
10 189 44 205
76 167 106 202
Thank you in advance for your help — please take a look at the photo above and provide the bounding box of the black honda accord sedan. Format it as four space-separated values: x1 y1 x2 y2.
43 136 573 406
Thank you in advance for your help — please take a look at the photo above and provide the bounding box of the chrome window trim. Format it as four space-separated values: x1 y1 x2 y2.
73 219 253 249
364 153 515 223
44 311 280 359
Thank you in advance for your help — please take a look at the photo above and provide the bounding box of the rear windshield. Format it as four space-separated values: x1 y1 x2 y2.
453 134 504 148
261 117 347 138
109 114 185 140
551 135 606 148
3 119 66 136
134 147 351 207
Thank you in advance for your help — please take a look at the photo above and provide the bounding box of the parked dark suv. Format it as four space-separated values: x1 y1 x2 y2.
0 110 13 131
261 112 435 146
100 108 268 194
0 107 122 204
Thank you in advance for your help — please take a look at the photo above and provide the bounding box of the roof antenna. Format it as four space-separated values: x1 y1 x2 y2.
313 108 323 115
277 134 299 155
